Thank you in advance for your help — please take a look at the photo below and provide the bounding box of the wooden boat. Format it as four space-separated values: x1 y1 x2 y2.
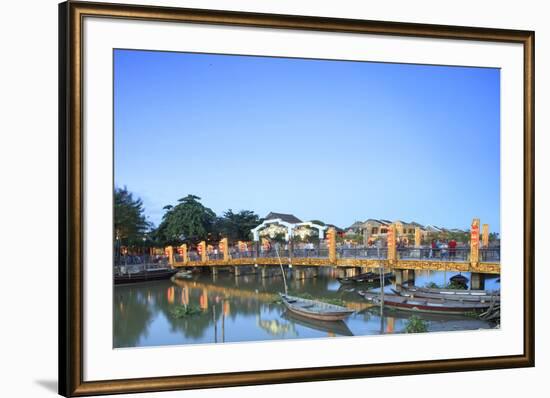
357 291 492 315
337 271 392 285
174 270 193 279
393 286 500 303
114 266 178 285
279 293 354 321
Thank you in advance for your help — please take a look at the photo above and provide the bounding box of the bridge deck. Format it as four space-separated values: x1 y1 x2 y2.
173 257 500 274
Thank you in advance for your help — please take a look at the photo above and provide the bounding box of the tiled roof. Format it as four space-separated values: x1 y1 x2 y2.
264 212 302 224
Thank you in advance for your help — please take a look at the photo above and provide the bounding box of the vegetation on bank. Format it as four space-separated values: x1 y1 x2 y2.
115 187 263 251
114 187 151 248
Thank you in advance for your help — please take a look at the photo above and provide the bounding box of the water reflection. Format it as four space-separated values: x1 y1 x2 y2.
113 269 499 348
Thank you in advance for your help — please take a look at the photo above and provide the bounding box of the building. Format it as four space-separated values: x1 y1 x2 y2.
251 212 328 242
359 219 427 245
345 221 364 234
424 225 444 234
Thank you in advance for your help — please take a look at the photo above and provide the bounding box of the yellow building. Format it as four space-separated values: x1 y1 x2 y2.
359 219 425 245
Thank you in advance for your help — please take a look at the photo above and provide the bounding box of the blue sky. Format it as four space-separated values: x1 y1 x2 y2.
114 49 500 232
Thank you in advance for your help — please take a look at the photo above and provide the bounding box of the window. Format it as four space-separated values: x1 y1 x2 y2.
372 227 378 234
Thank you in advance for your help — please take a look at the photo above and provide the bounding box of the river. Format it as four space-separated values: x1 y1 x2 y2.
113 268 499 348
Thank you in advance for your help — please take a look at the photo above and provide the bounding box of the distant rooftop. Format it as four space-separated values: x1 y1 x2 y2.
264 212 302 224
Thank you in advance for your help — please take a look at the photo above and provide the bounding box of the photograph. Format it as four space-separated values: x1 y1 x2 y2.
0 0 542 397
113 49 502 348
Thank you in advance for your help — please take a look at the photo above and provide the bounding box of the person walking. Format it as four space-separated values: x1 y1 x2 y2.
449 239 457 260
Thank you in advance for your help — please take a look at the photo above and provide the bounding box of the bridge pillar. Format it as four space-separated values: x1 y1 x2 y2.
394 269 404 286
212 267 218 275
261 267 269 279
179 244 188 264
405 269 415 286
327 227 337 263
198 241 207 263
415 227 422 247
311 267 318 278
471 273 485 290
482 224 489 248
165 246 174 266
234 266 241 277
361 266 370 274
470 218 480 265
295 269 305 280
220 238 229 262
387 224 397 264
345 268 356 278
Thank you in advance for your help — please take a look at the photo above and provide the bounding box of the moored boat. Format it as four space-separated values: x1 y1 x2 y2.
393 286 500 303
279 293 355 321
357 291 492 315
115 266 178 285
174 270 193 279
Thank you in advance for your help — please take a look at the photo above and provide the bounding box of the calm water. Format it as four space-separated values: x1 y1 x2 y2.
113 268 500 348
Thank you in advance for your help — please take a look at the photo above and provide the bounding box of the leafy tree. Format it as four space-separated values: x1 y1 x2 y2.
435 230 470 244
154 195 217 246
114 187 150 249
218 209 261 243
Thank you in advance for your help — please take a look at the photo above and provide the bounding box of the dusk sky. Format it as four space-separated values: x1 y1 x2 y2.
114 49 500 232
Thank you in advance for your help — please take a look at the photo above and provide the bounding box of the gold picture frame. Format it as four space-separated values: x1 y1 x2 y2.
59 1 534 396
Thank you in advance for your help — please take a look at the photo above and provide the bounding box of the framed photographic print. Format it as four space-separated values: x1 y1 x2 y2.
59 1 534 396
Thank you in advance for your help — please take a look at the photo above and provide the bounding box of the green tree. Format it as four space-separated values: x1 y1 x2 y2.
114 187 150 249
489 232 500 242
218 209 261 243
154 195 217 246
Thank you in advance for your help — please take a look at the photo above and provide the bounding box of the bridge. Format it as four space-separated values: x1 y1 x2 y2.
161 218 500 289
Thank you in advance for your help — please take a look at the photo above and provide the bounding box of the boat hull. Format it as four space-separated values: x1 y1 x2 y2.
358 291 491 315
280 293 354 321
394 287 500 303
380 300 488 315
114 268 178 284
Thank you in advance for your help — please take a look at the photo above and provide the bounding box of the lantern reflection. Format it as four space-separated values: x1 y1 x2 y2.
166 286 174 304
